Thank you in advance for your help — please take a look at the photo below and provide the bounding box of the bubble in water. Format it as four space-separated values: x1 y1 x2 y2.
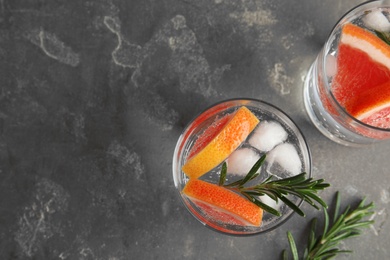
266 143 302 176
249 121 288 152
227 148 260 176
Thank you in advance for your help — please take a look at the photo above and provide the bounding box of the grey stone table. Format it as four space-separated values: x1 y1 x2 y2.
1 0 389 259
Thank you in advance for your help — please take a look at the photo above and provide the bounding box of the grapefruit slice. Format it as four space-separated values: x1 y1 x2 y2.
182 106 259 179
182 179 263 226
187 114 231 159
332 23 390 106
344 81 390 128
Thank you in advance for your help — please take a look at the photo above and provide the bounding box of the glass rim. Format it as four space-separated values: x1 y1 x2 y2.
320 0 390 133
172 98 312 235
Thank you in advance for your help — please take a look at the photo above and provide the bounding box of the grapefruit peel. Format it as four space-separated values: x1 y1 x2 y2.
182 106 259 179
340 23 390 70
344 81 390 127
182 179 263 227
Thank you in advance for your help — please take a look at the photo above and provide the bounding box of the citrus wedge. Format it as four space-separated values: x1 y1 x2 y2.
182 179 263 226
182 106 259 179
187 114 232 159
332 23 390 108
344 81 390 128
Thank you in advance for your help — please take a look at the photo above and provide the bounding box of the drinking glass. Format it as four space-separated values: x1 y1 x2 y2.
172 99 311 235
304 0 390 146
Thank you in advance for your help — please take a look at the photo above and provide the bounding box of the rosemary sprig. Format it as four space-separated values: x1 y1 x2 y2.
374 30 390 45
283 192 375 260
218 154 330 217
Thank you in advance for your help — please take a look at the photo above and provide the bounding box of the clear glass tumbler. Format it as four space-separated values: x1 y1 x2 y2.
304 0 390 146
172 99 311 235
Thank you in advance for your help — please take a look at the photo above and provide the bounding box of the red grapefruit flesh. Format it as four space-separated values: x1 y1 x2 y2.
345 81 390 128
331 23 390 128
187 114 231 159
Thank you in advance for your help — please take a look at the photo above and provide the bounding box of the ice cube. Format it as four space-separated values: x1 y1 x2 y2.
266 143 302 176
325 54 337 78
227 148 260 176
363 10 390 32
249 121 288 152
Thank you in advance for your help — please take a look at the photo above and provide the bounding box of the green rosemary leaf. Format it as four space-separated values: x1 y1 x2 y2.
254 189 279 201
243 190 264 196
344 220 374 230
323 208 329 236
304 191 328 209
282 250 288 260
315 182 331 190
307 218 318 253
375 30 390 45
303 248 309 260
334 191 341 223
239 154 266 186
329 230 360 242
248 173 261 182
253 175 274 187
279 196 305 217
269 172 307 185
357 197 369 209
250 196 281 216
287 231 299 260
224 179 244 187
317 248 344 259
219 162 227 186
335 250 353 254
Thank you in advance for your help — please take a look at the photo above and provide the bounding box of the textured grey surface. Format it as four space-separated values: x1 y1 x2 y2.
1 0 389 259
